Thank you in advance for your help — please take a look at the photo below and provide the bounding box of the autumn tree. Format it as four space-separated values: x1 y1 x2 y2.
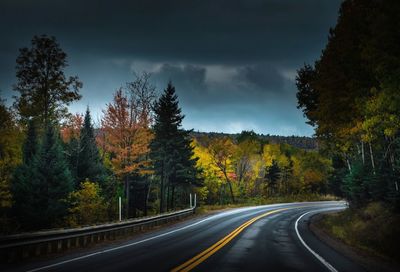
296 0 400 207
13 35 82 125
101 87 153 217
67 180 107 226
234 131 261 197
207 136 237 203
0 97 22 232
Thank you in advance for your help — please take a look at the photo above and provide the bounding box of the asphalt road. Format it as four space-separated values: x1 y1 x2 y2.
5 201 366 272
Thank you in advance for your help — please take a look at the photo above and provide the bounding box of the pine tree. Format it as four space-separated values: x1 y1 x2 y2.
265 160 281 196
12 119 39 229
14 123 74 229
34 123 74 228
76 108 105 185
150 82 201 212
22 119 38 163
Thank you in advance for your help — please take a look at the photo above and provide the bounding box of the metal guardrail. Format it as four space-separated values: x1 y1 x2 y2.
0 206 196 262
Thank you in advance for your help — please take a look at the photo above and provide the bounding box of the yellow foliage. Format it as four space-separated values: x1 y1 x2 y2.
67 180 107 226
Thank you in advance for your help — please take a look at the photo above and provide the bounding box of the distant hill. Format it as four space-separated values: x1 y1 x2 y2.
191 131 318 150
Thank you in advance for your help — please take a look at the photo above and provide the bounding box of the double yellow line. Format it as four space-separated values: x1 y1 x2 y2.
171 207 289 272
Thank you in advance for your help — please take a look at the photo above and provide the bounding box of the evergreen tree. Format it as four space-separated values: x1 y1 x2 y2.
265 160 281 196
12 119 39 229
22 119 38 163
34 123 74 228
76 108 105 186
150 82 201 212
14 123 73 229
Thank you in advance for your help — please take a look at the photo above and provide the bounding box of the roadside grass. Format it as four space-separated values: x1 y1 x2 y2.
196 194 339 214
316 202 400 262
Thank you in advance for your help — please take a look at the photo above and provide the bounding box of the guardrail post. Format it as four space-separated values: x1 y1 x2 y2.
119 196 122 222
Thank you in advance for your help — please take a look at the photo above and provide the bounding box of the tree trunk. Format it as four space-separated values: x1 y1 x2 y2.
166 185 170 211
346 157 352 173
160 165 165 214
171 186 175 210
223 172 235 203
361 141 365 165
125 177 130 218
369 142 375 172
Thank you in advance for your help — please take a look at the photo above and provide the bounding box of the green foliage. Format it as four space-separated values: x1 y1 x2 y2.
76 108 105 186
13 123 73 230
13 35 82 125
296 0 400 208
150 82 202 212
264 160 281 195
0 99 22 214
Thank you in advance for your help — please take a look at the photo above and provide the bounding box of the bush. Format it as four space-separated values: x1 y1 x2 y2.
66 180 107 227
317 202 400 261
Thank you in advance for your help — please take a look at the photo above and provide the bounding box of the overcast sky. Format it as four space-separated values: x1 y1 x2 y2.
0 0 342 136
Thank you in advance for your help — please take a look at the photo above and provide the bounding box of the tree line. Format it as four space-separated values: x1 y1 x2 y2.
0 35 200 232
192 131 331 205
0 35 332 233
296 0 400 210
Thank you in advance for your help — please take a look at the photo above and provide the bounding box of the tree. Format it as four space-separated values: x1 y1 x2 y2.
150 82 201 212
295 0 400 206
101 88 153 217
12 119 38 228
207 136 237 203
265 160 280 196
67 180 107 226
13 35 82 125
75 108 105 186
13 123 73 229
234 132 261 197
0 98 22 232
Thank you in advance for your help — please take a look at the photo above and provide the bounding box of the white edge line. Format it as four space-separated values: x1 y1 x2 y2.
26 205 276 272
26 212 224 272
295 209 342 272
27 202 343 272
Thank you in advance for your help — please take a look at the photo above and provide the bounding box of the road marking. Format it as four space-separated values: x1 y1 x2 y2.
26 206 288 272
26 203 342 272
295 210 338 272
171 208 290 272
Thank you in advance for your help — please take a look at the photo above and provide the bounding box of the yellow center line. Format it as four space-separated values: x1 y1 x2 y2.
171 207 290 272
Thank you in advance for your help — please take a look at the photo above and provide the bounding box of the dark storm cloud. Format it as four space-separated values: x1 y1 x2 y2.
0 0 342 135
239 64 285 92
0 0 339 64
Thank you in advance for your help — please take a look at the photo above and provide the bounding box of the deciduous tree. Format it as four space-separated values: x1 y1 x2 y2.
13 35 82 125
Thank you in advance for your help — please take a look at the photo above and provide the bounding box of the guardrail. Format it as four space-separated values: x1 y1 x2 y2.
0 206 196 262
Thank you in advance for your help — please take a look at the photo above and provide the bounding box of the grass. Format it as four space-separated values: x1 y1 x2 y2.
316 202 400 262
196 194 339 214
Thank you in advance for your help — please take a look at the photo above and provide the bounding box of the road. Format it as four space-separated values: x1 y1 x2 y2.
4 201 366 272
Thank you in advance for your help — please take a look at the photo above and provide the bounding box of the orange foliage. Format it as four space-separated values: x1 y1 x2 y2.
60 113 84 142
100 89 153 178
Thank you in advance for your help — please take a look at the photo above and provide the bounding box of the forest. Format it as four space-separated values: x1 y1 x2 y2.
296 0 400 259
0 35 332 233
296 0 400 210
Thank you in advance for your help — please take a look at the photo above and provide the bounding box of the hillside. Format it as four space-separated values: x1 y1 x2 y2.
191 131 318 150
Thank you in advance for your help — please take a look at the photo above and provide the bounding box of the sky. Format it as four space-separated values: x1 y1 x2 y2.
0 0 342 136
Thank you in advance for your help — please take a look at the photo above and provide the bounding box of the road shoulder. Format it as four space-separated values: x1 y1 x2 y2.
309 212 400 272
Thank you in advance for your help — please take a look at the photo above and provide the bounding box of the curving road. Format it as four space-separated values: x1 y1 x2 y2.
5 201 366 272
